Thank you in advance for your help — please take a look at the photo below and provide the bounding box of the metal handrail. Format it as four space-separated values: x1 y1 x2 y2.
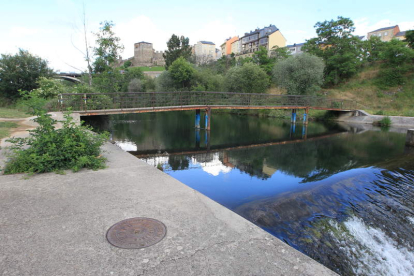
55 91 357 112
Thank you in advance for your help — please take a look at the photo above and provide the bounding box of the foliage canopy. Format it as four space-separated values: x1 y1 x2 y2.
303 16 363 85
93 21 124 73
0 49 54 100
163 34 192 69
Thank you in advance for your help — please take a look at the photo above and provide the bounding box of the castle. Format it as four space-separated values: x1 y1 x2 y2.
118 41 165 67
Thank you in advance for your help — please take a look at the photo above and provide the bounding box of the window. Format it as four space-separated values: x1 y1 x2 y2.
384 32 388 36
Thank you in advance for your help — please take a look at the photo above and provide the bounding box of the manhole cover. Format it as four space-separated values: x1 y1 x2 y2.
106 217 167 249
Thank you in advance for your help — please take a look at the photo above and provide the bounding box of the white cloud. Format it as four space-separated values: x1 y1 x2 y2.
9 27 40 38
114 16 170 59
188 19 238 46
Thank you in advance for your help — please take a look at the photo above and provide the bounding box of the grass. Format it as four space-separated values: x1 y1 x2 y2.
0 108 30 118
0 121 18 139
138 66 165 72
324 63 414 116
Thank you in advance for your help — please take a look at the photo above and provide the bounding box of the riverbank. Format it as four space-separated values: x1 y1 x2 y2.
0 119 336 275
337 110 414 128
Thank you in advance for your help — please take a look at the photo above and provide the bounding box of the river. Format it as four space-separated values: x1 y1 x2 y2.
84 111 414 276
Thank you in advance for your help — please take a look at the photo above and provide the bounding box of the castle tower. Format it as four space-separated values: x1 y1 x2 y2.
133 42 154 66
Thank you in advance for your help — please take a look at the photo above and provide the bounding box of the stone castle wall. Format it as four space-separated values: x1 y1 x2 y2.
116 42 165 68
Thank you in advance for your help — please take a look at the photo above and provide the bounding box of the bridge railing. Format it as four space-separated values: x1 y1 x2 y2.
56 92 356 111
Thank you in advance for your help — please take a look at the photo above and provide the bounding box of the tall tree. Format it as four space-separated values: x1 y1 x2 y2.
303 16 363 85
163 34 192 69
0 49 54 100
93 21 124 73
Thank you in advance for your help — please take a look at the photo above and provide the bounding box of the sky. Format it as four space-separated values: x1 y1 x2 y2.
1 0 413 72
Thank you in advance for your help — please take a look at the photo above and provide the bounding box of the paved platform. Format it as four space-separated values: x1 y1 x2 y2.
0 142 336 276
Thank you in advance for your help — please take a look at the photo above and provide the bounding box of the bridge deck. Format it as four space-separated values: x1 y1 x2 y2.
75 105 353 116
57 92 357 115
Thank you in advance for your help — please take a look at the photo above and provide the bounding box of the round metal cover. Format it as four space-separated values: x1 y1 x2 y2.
106 217 167 249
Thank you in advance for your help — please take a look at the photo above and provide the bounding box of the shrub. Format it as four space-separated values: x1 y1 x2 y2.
128 78 142 92
272 53 325 95
225 62 269 93
3 109 108 174
373 116 392 127
155 71 175 92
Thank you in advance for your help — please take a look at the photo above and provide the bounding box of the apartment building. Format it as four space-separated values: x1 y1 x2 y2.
194 41 216 64
367 25 401 42
220 36 239 57
239 24 286 57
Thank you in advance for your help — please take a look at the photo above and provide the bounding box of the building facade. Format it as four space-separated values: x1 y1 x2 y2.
367 25 401 42
286 43 305 55
117 41 165 68
220 36 239 57
231 39 242 55
395 31 407 41
194 41 216 64
239 24 286 57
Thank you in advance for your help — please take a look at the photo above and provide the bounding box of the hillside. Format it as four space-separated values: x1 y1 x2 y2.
323 64 414 116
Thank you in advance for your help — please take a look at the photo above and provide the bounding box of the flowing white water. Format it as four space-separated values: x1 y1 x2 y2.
331 217 414 276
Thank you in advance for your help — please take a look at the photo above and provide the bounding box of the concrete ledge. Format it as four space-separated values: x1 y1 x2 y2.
0 142 336 276
337 110 414 128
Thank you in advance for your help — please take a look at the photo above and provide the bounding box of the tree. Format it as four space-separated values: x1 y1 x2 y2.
0 49 54 100
93 21 124 73
225 63 269 93
169 57 195 90
376 39 414 87
270 46 291 61
302 16 363 85
252 46 276 75
163 34 192 69
404 30 414 49
272 53 325 95
155 71 175 92
361 36 386 62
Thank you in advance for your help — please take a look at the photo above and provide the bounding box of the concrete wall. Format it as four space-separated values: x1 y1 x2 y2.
336 110 414 128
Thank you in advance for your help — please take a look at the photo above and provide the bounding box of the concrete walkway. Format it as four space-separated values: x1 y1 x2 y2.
0 141 337 275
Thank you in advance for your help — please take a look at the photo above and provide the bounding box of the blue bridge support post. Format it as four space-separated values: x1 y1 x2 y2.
303 108 309 125
195 129 200 148
291 109 297 124
195 109 201 129
205 108 211 131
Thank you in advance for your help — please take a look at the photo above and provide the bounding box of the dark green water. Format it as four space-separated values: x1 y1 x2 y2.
84 111 414 276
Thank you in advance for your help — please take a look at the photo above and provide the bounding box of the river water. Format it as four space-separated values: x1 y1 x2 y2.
84 111 414 276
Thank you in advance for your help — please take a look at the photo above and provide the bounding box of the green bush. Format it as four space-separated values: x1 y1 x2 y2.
272 53 325 95
373 116 392 127
225 62 269 93
3 109 108 174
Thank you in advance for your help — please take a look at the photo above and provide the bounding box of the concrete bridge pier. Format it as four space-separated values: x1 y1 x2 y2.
195 109 201 129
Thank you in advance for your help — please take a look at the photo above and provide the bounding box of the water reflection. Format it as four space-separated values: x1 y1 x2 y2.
84 112 414 276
